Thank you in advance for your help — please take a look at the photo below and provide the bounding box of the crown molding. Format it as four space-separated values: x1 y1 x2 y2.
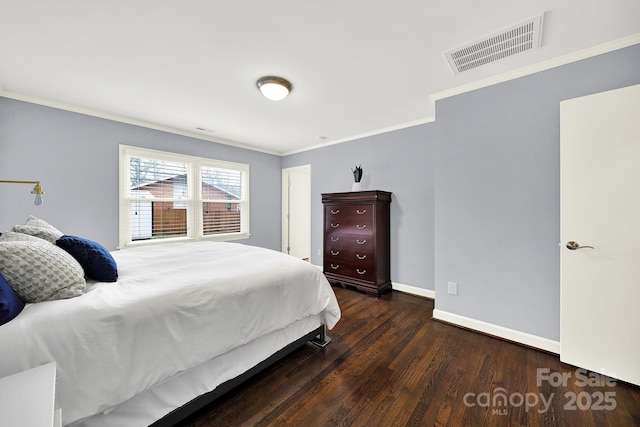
430 33 640 103
3 34 638 157
0 87 434 157
286 35 640 155
0 89 282 156
282 116 436 156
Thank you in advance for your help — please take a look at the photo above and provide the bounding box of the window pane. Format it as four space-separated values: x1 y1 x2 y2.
201 166 242 201
129 157 188 240
130 200 152 241
201 165 243 235
151 201 187 238
129 157 188 199
203 202 241 235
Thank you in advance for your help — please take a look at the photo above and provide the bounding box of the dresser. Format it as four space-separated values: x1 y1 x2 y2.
322 190 392 297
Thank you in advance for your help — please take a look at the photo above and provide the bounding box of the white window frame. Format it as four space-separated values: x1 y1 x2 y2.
119 145 250 248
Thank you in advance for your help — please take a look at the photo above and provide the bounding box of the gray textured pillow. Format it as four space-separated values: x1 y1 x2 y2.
25 215 63 233
0 240 86 302
0 231 44 242
11 225 62 243
10 215 64 243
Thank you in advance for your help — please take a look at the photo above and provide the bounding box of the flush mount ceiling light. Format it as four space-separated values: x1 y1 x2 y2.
256 76 292 101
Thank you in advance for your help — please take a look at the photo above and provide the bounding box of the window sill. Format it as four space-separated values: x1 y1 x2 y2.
119 233 250 249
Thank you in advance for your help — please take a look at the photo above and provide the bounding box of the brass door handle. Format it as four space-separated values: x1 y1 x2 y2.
566 241 594 250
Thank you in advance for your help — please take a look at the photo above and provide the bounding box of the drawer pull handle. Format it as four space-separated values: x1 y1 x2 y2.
331 250 340 255
331 223 340 228
356 224 367 229
331 209 340 214
356 239 367 245
331 237 340 242
331 264 340 270
356 269 367 275
356 254 366 260
356 209 367 215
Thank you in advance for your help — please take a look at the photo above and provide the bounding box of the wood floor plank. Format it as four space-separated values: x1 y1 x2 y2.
179 287 640 427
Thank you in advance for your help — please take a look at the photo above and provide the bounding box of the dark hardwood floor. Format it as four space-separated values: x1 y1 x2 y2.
178 286 640 427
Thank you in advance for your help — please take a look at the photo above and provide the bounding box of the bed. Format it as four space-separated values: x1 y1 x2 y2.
0 238 341 426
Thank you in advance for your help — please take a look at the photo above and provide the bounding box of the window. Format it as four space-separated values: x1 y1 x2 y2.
119 145 249 247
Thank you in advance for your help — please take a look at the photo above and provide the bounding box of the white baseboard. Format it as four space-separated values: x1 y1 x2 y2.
316 264 558 354
312 268 436 300
392 282 435 299
432 309 560 354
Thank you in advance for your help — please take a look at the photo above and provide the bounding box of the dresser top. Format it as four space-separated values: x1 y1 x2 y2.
322 190 392 203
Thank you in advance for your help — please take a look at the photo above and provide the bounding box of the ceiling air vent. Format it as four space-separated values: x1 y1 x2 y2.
445 15 543 74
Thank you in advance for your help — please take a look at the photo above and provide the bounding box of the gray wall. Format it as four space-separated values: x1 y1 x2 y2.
283 44 640 342
282 125 437 291
434 44 640 341
0 100 282 251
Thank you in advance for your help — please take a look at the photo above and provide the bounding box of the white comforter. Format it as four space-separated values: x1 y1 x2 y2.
0 241 340 426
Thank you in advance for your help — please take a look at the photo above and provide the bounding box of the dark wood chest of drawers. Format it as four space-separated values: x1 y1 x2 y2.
322 190 392 297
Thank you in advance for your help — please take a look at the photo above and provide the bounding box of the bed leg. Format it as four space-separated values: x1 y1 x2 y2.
310 326 332 348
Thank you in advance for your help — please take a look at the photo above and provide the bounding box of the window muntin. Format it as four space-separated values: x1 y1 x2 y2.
120 145 249 247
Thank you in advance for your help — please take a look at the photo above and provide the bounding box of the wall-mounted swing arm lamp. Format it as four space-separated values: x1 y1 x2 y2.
0 180 45 205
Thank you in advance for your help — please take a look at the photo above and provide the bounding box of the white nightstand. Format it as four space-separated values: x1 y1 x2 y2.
0 362 61 427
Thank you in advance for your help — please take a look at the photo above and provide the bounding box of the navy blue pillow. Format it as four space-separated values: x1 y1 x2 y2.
56 235 118 282
0 271 25 325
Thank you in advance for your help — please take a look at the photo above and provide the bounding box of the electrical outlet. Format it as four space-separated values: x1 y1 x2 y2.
317 248 322 257
447 282 458 295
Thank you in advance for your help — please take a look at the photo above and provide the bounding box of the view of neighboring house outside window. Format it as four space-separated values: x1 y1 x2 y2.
119 145 249 247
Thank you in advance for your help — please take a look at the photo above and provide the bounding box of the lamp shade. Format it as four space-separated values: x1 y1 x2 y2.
256 76 292 101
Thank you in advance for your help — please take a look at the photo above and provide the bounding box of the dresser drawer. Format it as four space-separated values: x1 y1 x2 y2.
325 234 373 251
325 220 372 236
325 204 373 221
324 246 374 265
325 204 373 230
324 260 375 282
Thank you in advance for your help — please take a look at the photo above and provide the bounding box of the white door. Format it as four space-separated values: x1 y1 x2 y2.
282 165 311 260
560 84 640 386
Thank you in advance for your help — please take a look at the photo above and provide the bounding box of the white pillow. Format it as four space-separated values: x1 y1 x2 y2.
0 240 86 302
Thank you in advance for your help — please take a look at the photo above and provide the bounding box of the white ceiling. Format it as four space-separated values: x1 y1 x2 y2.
1 1 639 155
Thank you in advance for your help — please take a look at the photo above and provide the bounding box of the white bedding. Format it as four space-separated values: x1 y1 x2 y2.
78 315 323 427
0 241 340 426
